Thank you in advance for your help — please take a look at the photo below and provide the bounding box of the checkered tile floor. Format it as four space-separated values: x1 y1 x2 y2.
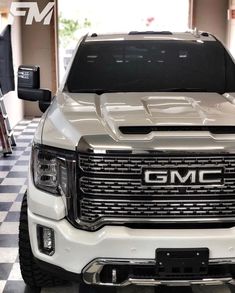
0 118 232 293
0 118 39 293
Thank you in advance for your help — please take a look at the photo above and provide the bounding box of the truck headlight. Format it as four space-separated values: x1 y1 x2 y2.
32 144 75 195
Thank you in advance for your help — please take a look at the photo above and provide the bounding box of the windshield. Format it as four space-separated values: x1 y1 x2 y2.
67 40 235 94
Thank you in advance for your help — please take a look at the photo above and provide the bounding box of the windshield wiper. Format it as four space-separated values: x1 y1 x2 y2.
158 88 208 92
72 88 210 94
72 89 120 95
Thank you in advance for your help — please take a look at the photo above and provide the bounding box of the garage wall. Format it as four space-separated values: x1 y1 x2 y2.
21 0 56 117
193 0 229 44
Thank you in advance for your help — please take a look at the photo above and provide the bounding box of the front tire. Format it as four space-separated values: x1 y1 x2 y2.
19 192 117 292
19 192 65 290
229 284 235 293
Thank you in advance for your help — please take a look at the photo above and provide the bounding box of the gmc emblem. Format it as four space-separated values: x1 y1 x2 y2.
144 168 223 185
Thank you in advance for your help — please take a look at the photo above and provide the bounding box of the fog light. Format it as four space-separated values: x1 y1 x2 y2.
37 225 55 255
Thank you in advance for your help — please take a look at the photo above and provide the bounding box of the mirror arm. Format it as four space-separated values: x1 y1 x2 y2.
39 100 52 113
18 88 51 102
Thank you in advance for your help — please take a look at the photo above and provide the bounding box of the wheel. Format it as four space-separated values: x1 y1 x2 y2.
229 284 235 293
19 192 66 290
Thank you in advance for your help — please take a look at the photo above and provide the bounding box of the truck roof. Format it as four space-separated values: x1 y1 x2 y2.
85 31 217 43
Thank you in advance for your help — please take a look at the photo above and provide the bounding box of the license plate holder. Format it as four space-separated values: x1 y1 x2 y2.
156 248 209 277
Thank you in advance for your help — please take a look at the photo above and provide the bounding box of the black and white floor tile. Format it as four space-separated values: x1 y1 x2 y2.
0 118 232 293
0 118 38 293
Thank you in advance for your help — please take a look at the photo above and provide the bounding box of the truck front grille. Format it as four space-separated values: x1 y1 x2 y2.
76 153 235 230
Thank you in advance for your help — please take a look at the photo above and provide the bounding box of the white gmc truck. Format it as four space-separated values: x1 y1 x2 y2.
17 31 235 292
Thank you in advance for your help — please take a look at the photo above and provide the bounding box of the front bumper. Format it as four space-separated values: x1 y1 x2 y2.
28 208 235 286
36 256 235 287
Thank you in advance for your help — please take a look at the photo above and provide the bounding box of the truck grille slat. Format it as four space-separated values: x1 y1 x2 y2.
80 199 235 222
80 177 235 196
80 154 235 175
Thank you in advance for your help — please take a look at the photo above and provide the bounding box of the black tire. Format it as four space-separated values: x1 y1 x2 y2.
229 284 235 293
19 192 66 289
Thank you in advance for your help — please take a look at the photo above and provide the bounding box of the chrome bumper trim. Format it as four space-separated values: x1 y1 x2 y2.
76 216 235 231
82 258 235 287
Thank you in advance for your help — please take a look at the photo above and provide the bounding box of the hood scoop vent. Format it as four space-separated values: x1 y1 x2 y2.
119 126 235 135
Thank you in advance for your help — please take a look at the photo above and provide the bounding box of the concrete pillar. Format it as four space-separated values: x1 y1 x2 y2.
21 0 58 117
193 0 229 45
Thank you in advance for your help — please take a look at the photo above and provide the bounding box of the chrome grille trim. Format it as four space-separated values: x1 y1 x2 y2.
76 153 235 230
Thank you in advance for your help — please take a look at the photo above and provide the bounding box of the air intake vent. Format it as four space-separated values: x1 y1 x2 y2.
119 126 235 135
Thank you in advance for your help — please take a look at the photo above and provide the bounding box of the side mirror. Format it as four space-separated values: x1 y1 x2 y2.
17 65 52 112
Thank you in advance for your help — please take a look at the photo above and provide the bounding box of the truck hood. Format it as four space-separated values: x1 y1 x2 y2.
40 92 235 151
